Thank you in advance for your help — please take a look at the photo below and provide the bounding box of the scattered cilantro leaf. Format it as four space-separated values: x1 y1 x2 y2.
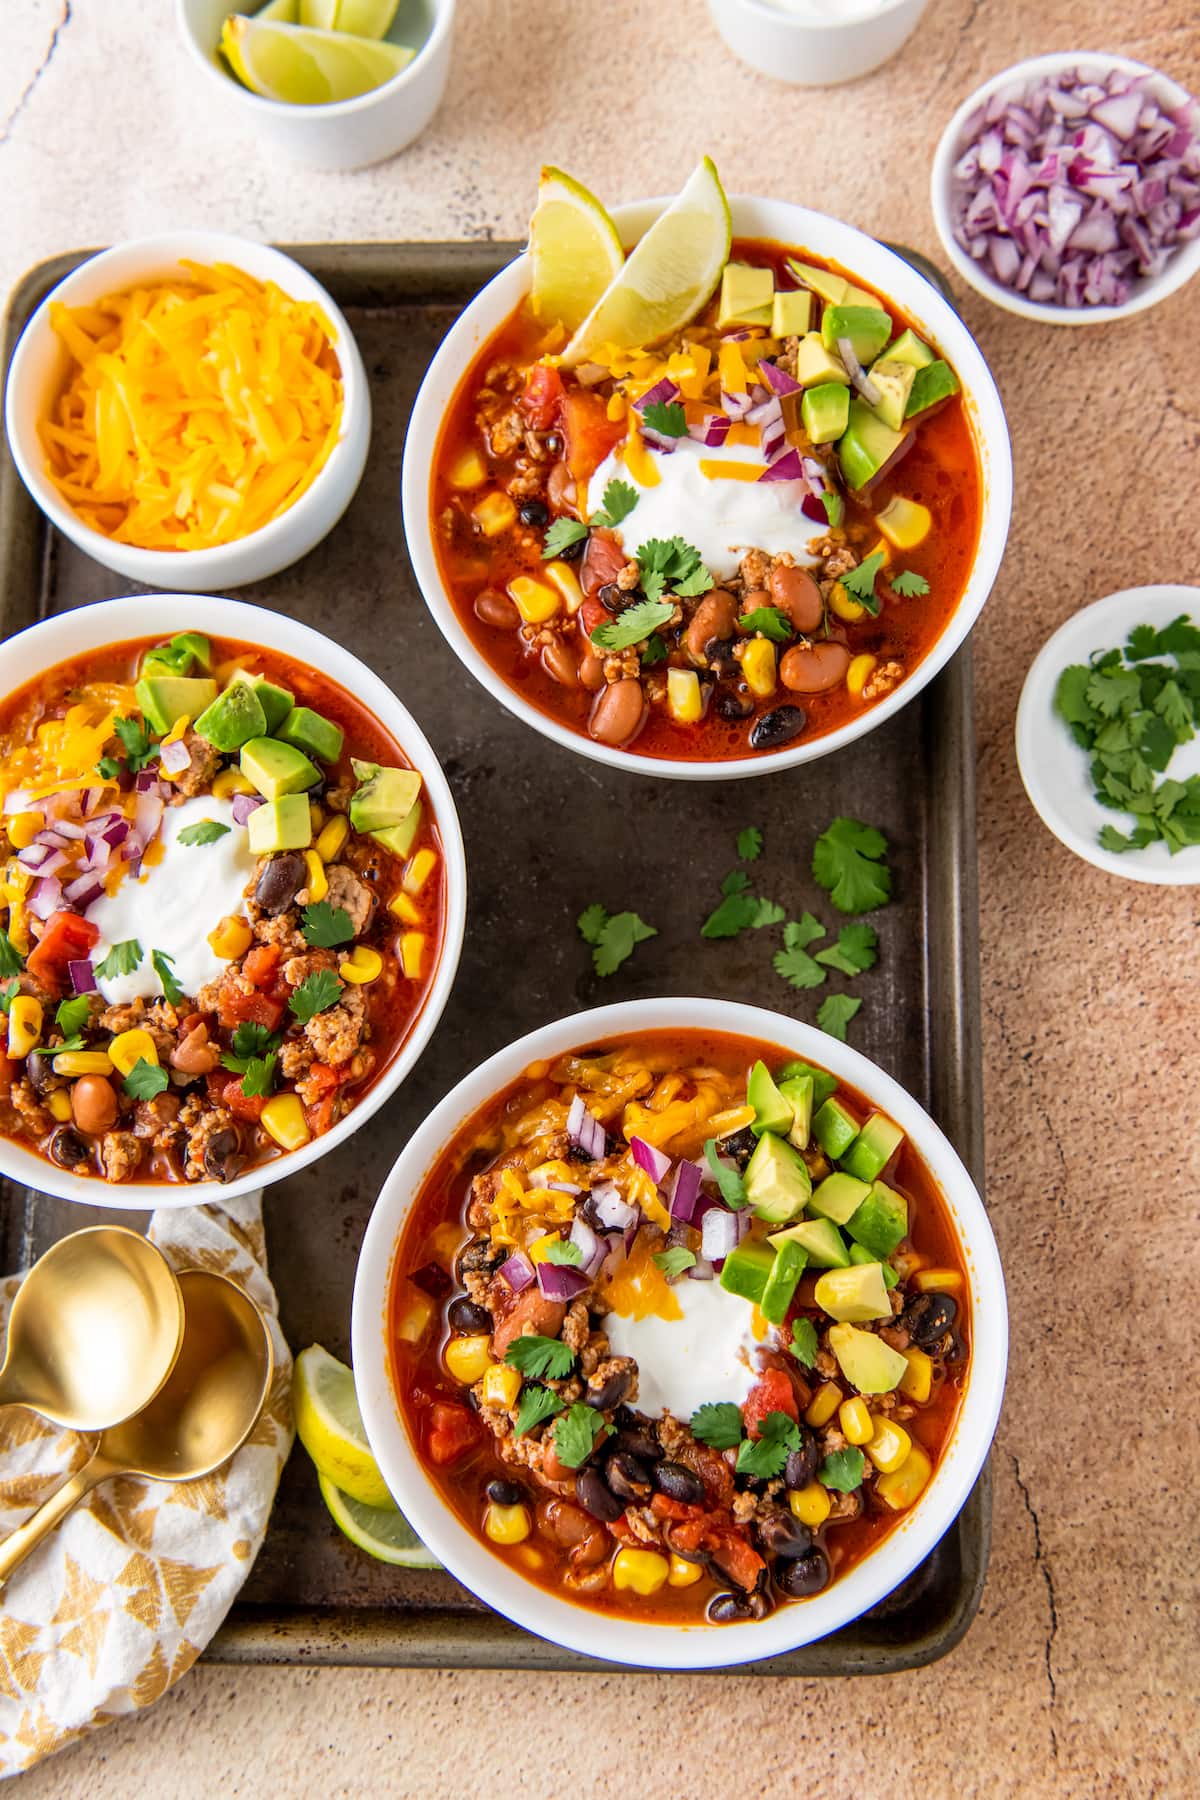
542 517 588 560
229 1021 277 1062
640 633 668 666
890 569 930 598
301 902 356 948
543 1238 582 1266
113 715 160 774
289 968 344 1023
1086 666 1142 719
94 939 143 981
1126 623 1160 661
513 1385 564 1436
751 897 786 928
636 536 713 606
55 996 91 1038
53 1035 86 1054
690 1401 744 1450
1159 615 1200 656
815 923 879 976
788 1318 818 1368
701 873 762 938
503 1335 576 1381
590 910 657 978
841 551 886 616
789 912 827 948
704 1138 746 1208
773 933 826 990
735 1410 801 1479
124 1058 168 1101
590 598 676 652
820 1446 866 1492
738 606 793 642
576 904 609 947
590 479 639 530
812 817 892 913
553 1402 612 1470
177 818 230 848
737 827 763 862
722 869 751 896
151 949 184 1007
817 994 862 1041
0 978 20 1013
653 1247 697 1281
641 400 687 438
240 1054 278 1099
1154 679 1193 742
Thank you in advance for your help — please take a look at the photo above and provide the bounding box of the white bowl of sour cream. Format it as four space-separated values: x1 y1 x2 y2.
707 0 930 87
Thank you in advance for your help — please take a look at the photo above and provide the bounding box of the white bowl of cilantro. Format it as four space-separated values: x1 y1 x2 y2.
1016 584 1200 884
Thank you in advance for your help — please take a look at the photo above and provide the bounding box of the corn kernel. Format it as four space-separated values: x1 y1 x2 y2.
805 1381 842 1427
789 1482 832 1527
869 537 893 567
543 559 584 615
472 491 517 537
52 1050 114 1077
316 815 350 862
667 667 703 725
7 812 43 850
876 1444 933 1511
108 1028 159 1077
7 906 29 954
337 944 383 987
481 1363 522 1409
7 997 42 1059
605 392 627 423
292 852 326 908
447 446 487 490
847 653 877 699
444 1333 492 1385
829 581 866 623
45 1088 73 1122
308 801 325 836
260 1093 311 1152
612 1548 669 1597
742 637 777 698
484 1501 531 1545
668 1553 704 1588
213 767 256 799
899 1346 933 1404
507 576 561 626
388 891 420 925
393 1282 435 1345
912 1268 964 1294
839 1396 874 1446
208 915 252 960
402 848 438 896
513 1543 545 1572
867 1418 912 1474
400 931 426 980
875 495 932 551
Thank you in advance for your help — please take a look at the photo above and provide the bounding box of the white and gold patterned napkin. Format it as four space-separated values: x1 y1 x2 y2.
0 1196 292 1779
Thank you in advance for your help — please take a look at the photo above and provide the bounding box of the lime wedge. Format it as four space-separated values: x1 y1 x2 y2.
561 156 732 366
318 1472 441 1568
220 16 415 104
293 1344 394 1509
334 0 401 36
297 0 338 25
255 0 299 19
529 166 626 335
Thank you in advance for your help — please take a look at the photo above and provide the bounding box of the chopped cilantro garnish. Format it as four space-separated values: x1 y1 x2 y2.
752 898 786 928
112 716 160 774
812 817 892 913
636 536 713 606
820 1446 866 1492
640 633 669 666
289 968 344 1023
815 923 879 976
96 756 122 782
575 904 657 977
735 1410 800 1479
0 930 24 978
151 949 184 1007
641 400 687 438
503 1334 575 1381
817 994 862 1041
590 478 639 530
738 606 793 642
240 1054 278 1099
55 996 91 1038
0 978 20 1014
177 819 230 847
53 1035 87 1054
220 1021 282 1074
542 517 589 559
788 1318 819 1368
590 597 675 652
94 939 143 981
513 1385 564 1436
124 1058 169 1101
703 1139 746 1209
301 901 356 948
890 569 930 598
552 1402 612 1470
841 551 886 615
701 870 782 939
652 1246 697 1281
773 918 827 991
576 904 608 946
543 1238 582 1266
690 1401 745 1450
737 827 763 863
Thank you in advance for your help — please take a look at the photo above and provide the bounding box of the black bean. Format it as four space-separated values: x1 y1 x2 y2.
944 1327 968 1365
704 637 740 677
486 1479 524 1507
575 1465 625 1523
584 1367 631 1412
605 1452 653 1502
518 499 549 528
775 1550 830 1599
721 1126 758 1168
203 1125 244 1184
904 1292 958 1348
254 851 307 915
784 1436 821 1491
708 1589 771 1624
457 1237 504 1281
664 1524 709 1566
756 1510 813 1560
749 704 807 751
654 1461 706 1507
597 583 624 614
48 1125 89 1169
556 535 585 563
26 1050 56 1094
607 1425 660 1466
447 1296 492 1334
715 688 755 721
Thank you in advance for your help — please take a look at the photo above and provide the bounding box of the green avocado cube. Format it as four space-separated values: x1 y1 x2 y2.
838 397 905 491
141 645 190 680
801 381 850 445
883 329 934 371
717 262 774 329
769 1215 849 1269
230 670 294 734
778 1073 814 1148
135 675 218 736
795 332 850 388
759 1238 808 1326
785 260 846 306
828 1321 907 1393
247 794 313 855
171 631 213 671
718 1239 776 1305
813 1261 893 1323
194 682 267 752
846 1179 909 1259
813 1097 860 1161
371 801 423 861
868 359 917 432
771 288 812 337
747 1060 793 1137
906 359 960 418
277 706 345 765
240 736 321 800
849 1242 899 1287
744 1131 812 1224
350 760 422 834
820 304 891 366
841 1113 904 1183
776 1059 839 1112
808 1170 871 1227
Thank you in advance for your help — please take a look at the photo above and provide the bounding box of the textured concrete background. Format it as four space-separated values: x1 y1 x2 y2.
3 0 1199 1795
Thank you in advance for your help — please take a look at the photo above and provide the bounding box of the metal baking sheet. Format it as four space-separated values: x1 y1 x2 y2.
0 243 990 1674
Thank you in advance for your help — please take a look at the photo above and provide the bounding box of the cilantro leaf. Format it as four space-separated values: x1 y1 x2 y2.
817 994 862 1041
0 978 20 1014
94 939 143 980
577 903 609 947
788 912 826 949
229 1021 277 1061
543 1238 582 1266
1153 678 1193 742
701 876 760 938
1055 664 1096 732
590 479 639 530
124 1058 168 1101
542 517 589 559
890 569 930 598
553 1402 612 1470
640 633 668 666
1086 666 1141 719
815 923 879 976
788 1318 818 1368
301 902 356 948
513 1385 564 1436
591 910 657 978
641 400 687 438
821 490 844 529
704 1138 746 1208
113 715 160 773
636 537 713 606
722 869 751 896
151 949 184 1007
503 1334 575 1381
1158 614 1200 656
841 551 885 616
737 827 763 863
752 897 786 928
1126 623 1161 662
653 1246 697 1281
1099 824 1158 853
773 935 826 990
289 968 345 1023
177 818 230 848
812 817 892 913
735 1409 801 1479
96 756 122 781
590 598 676 652
55 995 91 1038
738 606 793 642
690 1401 744 1450
53 1036 87 1054
240 1054 278 1099
820 1446 866 1492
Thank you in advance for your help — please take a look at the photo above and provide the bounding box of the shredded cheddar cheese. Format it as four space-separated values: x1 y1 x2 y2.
40 262 343 552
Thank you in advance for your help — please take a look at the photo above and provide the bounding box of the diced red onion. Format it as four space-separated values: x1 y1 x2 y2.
687 1255 715 1282
640 425 679 454
497 1250 534 1294
78 786 103 817
159 737 191 775
102 818 129 848
134 769 162 793
566 1093 606 1161
232 792 265 826
746 396 782 429
17 842 55 870
630 1135 671 1185
68 957 97 994
701 1206 742 1265
720 388 753 421
27 876 62 921
64 871 103 907
801 494 829 523
568 1214 607 1280
837 337 883 405
82 834 111 872
758 358 803 397
536 1260 592 1302
689 413 731 447
134 790 164 847
667 1159 704 1224
634 376 680 412
757 447 807 484
50 818 87 841
587 1180 637 1232
762 421 788 463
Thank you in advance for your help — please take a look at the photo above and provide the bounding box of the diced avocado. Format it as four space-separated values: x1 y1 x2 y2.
841 1113 904 1183
801 381 850 445
813 1262 893 1323
786 260 847 306
760 1238 808 1326
141 644 190 679
883 329 934 371
171 631 213 671
230 670 294 735
747 1060 793 1138
277 706 345 765
808 1171 871 1227
850 1242 899 1287
717 262 774 329
372 801 423 861
795 332 850 388
813 1097 860 1161
247 793 312 854
240 736 321 800
744 1131 812 1224
350 760 423 833
194 681 267 752
846 1179 909 1259
770 1215 849 1270
843 282 883 309
771 288 812 337
777 1059 839 1112
135 675 218 736
719 1238 776 1305
906 359 960 418
820 304 891 366
838 397 905 491
778 1073 814 1149
868 359 917 432
827 1322 907 1394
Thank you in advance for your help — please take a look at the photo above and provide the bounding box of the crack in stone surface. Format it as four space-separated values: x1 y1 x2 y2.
1013 1451 1059 1758
0 1 73 147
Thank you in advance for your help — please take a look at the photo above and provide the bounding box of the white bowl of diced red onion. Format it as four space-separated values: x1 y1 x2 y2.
930 53 1200 324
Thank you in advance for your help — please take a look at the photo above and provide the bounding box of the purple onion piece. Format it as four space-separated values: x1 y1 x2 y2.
535 1260 592 1302
232 792 265 826
159 736 191 775
757 448 806 484
50 818 87 841
17 842 54 870
667 1159 704 1224
566 1093 606 1161
633 375 681 413
568 1214 607 1280
497 1251 534 1294
701 1206 741 1264
687 1254 716 1282
758 358 804 397
27 876 62 921
64 872 103 907
630 1135 671 1185
587 1180 637 1233
68 957 97 994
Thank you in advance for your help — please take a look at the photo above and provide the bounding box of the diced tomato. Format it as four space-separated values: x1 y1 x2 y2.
209 1072 267 1123
306 1094 338 1137
0 1055 15 1094
519 363 564 432
609 1514 641 1547
580 527 628 597
426 1401 479 1466
217 989 284 1032
743 1367 800 1437
579 597 607 637
563 389 622 482
25 911 99 992
243 945 282 987
666 1515 707 1554
650 1493 704 1523
707 1527 766 1594
305 1062 346 1097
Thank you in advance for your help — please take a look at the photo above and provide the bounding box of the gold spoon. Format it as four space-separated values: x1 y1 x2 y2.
0 1268 274 1590
0 1226 184 1430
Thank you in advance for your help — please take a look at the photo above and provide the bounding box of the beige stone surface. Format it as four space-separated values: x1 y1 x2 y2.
3 0 1199 1794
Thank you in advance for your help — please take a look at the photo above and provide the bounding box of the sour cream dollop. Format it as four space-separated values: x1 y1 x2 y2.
89 796 257 1005
604 1277 762 1420
589 437 822 582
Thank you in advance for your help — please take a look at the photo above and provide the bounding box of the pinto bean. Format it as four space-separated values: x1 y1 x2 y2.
541 638 579 688
171 1023 221 1076
780 640 852 693
738 588 772 619
581 527 627 597
491 1290 566 1358
546 461 577 514
769 564 824 632
71 1075 117 1135
588 679 646 748
474 589 519 630
578 650 605 691
686 588 737 662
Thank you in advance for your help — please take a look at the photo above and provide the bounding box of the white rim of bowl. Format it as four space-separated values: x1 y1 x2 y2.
402 194 1013 782
735 0 916 24
930 52 1200 326
3 231 369 582
175 0 456 117
0 593 467 1209
1015 582 1200 885
352 997 1008 1670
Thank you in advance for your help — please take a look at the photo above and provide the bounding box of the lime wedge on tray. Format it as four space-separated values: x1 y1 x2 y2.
318 1473 441 1568
530 166 626 334
561 155 732 366
293 1343 395 1509
221 16 414 103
